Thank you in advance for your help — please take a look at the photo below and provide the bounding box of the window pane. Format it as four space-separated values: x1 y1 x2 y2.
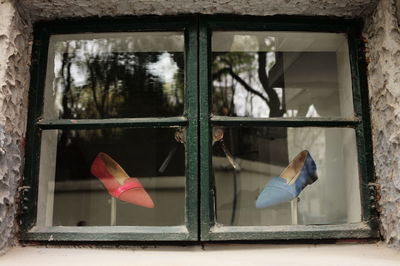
43 32 185 119
212 126 361 226
37 127 186 226
212 32 354 118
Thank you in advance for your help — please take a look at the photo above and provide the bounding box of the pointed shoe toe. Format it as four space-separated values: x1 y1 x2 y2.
91 152 155 208
256 178 295 208
118 178 155 208
255 150 318 209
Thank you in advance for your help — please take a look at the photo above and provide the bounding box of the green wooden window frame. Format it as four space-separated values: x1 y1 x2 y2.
20 15 379 243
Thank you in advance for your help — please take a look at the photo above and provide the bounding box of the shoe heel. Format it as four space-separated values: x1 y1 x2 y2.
308 172 318 185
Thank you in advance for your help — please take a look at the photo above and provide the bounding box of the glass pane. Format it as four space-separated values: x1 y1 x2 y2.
37 127 186 226
43 32 184 119
212 126 361 226
212 32 354 118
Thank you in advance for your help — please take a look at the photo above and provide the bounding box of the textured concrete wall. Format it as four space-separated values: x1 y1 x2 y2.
0 0 32 254
364 0 400 248
19 0 378 21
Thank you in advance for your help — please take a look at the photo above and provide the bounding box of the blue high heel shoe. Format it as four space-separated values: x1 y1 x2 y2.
255 150 318 208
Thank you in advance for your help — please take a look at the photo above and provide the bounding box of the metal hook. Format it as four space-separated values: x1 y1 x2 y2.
213 127 241 171
158 128 186 173
159 127 241 173
220 140 241 171
158 142 179 173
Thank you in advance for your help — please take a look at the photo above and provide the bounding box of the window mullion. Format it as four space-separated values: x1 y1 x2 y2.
184 20 199 240
199 18 214 241
37 117 188 130
210 116 360 128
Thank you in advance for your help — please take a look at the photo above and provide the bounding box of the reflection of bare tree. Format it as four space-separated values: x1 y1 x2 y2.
60 42 74 119
213 39 285 117
212 36 289 172
56 40 183 120
86 53 122 119
59 42 76 151
54 40 185 181
171 53 185 109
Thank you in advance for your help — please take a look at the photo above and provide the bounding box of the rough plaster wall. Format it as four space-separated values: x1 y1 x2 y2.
0 0 32 254
19 0 378 21
364 0 400 248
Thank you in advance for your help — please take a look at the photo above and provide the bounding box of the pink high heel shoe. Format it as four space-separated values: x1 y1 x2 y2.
91 152 155 208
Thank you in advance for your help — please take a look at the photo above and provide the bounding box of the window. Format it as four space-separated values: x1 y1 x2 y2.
21 16 378 242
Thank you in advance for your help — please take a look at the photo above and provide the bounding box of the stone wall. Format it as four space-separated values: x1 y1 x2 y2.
364 0 400 248
19 0 378 22
0 0 32 254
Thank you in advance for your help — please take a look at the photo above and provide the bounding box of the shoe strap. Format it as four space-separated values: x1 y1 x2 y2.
111 180 143 198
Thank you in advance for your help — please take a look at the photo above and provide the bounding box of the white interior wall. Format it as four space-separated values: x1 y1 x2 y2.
285 40 362 224
336 41 362 223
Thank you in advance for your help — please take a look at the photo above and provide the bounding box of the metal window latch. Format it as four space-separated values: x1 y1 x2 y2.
220 140 241 171
213 127 241 172
158 142 179 173
158 128 186 173
158 127 241 173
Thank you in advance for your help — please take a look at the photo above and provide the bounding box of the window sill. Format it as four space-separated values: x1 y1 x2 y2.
3 243 399 266
207 222 377 240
